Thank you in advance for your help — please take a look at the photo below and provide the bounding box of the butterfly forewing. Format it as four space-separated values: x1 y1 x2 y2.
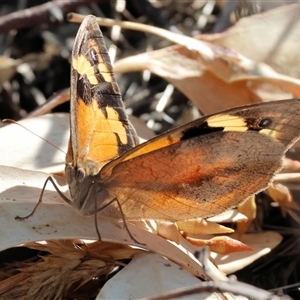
67 15 138 174
66 15 138 214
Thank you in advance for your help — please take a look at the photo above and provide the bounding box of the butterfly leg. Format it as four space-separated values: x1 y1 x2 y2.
93 197 145 245
93 191 102 241
15 176 72 220
110 198 145 245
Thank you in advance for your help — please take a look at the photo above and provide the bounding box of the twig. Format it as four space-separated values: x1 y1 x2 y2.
129 0 181 33
0 0 100 33
26 88 69 118
145 247 291 300
142 280 292 300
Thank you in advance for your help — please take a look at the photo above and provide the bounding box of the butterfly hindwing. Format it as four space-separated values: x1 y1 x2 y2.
101 100 300 221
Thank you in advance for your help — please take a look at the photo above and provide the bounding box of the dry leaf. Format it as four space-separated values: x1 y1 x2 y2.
109 4 300 114
114 43 262 114
0 114 68 173
274 172 300 182
115 42 300 114
98 253 219 300
281 157 300 172
211 231 283 274
268 183 300 211
237 196 256 238
176 218 233 235
185 236 253 255
207 209 247 223
203 3 300 80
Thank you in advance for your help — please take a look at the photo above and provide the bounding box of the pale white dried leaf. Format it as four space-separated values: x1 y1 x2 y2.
207 209 247 223
97 253 220 300
203 3 300 79
274 172 300 182
0 114 68 173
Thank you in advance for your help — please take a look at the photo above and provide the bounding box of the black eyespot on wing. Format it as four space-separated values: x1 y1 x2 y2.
247 117 273 131
181 122 224 140
258 117 273 128
90 48 99 64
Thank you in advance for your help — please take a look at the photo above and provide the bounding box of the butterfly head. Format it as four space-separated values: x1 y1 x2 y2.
65 162 110 215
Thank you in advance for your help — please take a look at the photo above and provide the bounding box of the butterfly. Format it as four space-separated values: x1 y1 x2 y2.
18 15 300 241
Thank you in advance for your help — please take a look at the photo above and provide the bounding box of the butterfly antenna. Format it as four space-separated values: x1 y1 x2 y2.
2 118 66 155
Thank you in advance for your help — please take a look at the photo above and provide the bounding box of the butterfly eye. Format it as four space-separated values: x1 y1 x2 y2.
76 168 85 181
258 117 273 128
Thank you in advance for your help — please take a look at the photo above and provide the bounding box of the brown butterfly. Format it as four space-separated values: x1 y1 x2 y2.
18 15 300 241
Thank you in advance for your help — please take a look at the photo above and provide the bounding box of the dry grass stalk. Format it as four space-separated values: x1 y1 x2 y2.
0 240 145 300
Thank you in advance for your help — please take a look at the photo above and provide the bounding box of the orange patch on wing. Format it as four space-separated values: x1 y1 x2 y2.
76 98 95 165
99 133 183 179
117 135 182 162
76 98 130 168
